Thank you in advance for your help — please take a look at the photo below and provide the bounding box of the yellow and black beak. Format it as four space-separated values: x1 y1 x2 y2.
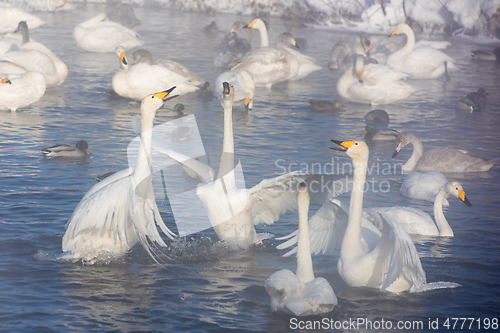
458 189 472 207
1 78 12 84
246 22 255 28
330 140 356 151
388 28 397 38
120 52 127 65
153 86 178 102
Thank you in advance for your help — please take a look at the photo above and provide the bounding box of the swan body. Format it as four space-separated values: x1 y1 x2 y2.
337 55 416 105
215 70 254 110
400 171 449 206
387 23 459 79
0 71 46 112
361 124 399 141
0 22 68 87
330 140 459 293
41 140 92 158
60 88 178 262
73 13 143 53
132 49 204 87
284 46 321 81
393 132 497 173
0 9 45 34
231 33 299 88
214 21 252 68
265 184 337 316
0 34 22 55
112 47 199 101
365 181 471 237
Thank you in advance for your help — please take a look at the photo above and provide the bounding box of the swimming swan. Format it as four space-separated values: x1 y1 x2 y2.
73 13 143 53
336 55 416 105
214 21 253 68
387 23 459 79
231 33 299 88
112 46 199 101
329 140 459 293
264 184 337 316
0 71 46 112
0 21 68 87
61 87 178 262
245 18 269 47
0 8 45 34
392 132 497 173
215 69 254 110
41 140 92 158
365 181 471 237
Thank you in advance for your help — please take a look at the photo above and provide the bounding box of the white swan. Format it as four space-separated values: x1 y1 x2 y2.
0 21 68 87
73 13 143 53
112 47 199 101
264 184 337 316
231 33 299 88
155 82 349 249
215 69 254 110
0 8 45 34
61 87 178 262
214 21 252 68
336 55 416 105
0 71 46 112
132 49 204 87
387 23 459 79
365 181 472 237
400 171 449 206
329 140 459 292
245 18 269 47
284 45 321 81
393 132 497 173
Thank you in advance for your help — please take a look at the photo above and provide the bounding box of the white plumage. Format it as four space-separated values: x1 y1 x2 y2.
0 71 46 112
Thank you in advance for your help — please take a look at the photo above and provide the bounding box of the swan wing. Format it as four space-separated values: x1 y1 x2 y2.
377 212 426 290
157 59 204 86
248 172 350 226
417 149 497 172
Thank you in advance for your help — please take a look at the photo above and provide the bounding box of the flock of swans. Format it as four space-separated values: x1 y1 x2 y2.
1 6 498 317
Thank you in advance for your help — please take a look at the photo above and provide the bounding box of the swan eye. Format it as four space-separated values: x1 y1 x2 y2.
355 142 358 145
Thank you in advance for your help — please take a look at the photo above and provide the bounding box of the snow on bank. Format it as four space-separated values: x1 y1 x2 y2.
86 0 500 39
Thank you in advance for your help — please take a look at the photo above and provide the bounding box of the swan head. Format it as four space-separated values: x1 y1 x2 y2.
141 86 177 114
280 32 297 48
445 181 472 207
358 33 371 54
297 182 310 212
392 132 413 158
222 81 234 101
245 18 266 30
330 140 368 160
389 23 412 38
114 46 128 67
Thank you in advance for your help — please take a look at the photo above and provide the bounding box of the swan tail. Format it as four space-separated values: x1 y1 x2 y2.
410 281 461 293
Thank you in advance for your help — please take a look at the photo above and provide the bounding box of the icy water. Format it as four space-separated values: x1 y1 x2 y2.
1 4 500 332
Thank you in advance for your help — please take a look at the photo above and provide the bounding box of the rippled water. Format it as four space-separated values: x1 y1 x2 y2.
1 4 500 332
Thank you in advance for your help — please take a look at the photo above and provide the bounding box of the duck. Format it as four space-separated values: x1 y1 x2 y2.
264 183 337 316
112 47 199 101
0 8 46 34
455 88 488 113
365 181 471 237
41 140 92 158
361 124 399 141
154 82 350 249
214 21 253 68
0 71 46 112
392 132 497 173
132 49 204 87
329 140 459 292
308 99 345 114
387 23 459 79
336 55 416 105
202 21 219 34
73 13 143 53
231 33 300 88
0 21 68 87
60 87 179 262
471 48 500 61
215 69 255 110
400 171 449 206
364 109 390 125
196 82 213 101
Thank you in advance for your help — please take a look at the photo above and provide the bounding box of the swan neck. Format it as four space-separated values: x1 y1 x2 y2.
217 98 235 180
258 25 269 47
342 154 368 258
434 187 453 236
389 26 415 63
21 25 30 45
404 134 423 171
296 193 315 284
133 105 156 194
